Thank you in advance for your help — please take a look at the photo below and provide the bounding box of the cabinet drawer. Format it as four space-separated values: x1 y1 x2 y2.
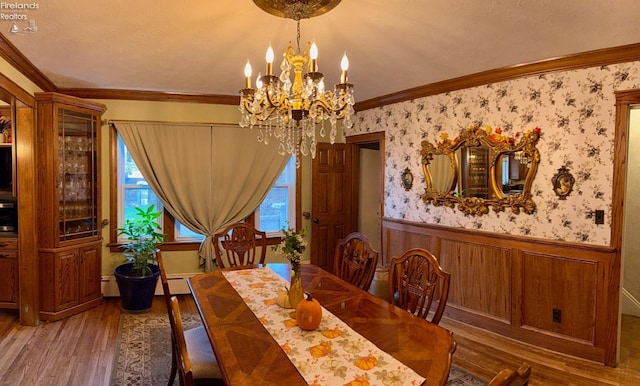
0 251 17 259
0 239 17 251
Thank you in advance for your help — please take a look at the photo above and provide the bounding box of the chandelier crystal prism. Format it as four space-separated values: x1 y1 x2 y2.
239 0 354 165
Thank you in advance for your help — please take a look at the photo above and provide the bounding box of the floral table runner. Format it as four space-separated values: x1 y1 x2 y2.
222 267 426 386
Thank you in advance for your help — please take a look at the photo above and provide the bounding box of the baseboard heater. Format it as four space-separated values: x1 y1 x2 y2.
101 273 198 297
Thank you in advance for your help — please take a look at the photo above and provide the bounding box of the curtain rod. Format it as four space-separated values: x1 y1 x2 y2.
106 119 240 128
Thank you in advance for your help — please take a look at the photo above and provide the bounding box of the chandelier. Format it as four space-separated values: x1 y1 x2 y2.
239 0 355 165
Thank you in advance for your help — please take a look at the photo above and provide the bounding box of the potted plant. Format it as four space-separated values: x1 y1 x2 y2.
114 205 165 312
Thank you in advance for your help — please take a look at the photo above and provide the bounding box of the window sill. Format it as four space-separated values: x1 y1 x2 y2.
108 235 282 253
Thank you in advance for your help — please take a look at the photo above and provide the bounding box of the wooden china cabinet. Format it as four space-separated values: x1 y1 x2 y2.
35 92 106 321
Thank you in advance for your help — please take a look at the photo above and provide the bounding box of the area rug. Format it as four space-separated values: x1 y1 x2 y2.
111 312 487 385
111 312 202 386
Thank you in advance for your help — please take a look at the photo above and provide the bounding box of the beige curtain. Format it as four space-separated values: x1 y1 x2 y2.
114 122 289 271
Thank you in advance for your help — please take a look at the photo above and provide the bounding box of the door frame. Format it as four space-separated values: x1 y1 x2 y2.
345 131 385 265
613 89 640 365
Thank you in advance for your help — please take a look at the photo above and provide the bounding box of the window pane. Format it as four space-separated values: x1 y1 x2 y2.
257 156 295 234
118 134 163 242
259 186 290 232
176 222 205 241
123 186 163 224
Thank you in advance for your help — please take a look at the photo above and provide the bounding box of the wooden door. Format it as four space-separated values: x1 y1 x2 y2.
311 143 347 272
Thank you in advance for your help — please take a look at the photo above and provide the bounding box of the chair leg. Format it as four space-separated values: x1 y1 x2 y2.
168 339 178 386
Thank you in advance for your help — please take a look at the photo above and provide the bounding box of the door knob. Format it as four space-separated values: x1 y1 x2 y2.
312 218 319 223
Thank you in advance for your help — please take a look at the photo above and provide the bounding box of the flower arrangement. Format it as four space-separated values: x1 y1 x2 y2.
272 227 307 270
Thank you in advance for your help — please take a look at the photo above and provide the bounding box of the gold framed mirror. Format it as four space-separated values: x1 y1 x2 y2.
420 125 541 215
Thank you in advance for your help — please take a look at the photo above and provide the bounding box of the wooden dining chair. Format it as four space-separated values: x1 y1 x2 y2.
333 232 379 291
213 222 267 269
489 362 531 386
157 252 223 386
388 248 451 325
168 296 225 386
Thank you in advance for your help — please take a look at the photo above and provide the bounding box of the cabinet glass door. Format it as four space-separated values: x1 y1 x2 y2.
57 108 98 242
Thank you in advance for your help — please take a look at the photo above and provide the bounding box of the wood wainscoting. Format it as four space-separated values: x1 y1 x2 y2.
382 217 620 366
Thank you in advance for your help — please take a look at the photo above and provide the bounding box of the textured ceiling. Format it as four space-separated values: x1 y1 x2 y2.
4 0 640 102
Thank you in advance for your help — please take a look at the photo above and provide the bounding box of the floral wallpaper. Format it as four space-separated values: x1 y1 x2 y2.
349 61 640 246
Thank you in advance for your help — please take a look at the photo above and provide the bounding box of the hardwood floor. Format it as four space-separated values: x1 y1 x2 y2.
0 297 639 385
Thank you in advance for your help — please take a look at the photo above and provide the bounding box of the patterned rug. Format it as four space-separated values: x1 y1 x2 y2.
111 312 487 386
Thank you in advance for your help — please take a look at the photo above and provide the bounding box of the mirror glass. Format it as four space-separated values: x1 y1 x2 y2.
460 144 490 198
428 154 456 193
495 152 529 196
420 126 541 215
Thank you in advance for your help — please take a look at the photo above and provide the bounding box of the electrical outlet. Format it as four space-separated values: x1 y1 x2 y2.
552 308 562 323
595 210 604 224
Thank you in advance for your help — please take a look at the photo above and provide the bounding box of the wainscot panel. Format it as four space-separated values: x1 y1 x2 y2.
382 217 619 366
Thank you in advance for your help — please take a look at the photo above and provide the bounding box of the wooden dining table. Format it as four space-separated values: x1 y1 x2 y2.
187 263 457 386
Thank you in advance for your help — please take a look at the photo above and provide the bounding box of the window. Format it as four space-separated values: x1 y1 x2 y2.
116 134 205 242
117 137 164 241
255 156 296 236
111 128 296 249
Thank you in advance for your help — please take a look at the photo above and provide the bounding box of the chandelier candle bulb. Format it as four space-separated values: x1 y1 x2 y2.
266 46 274 75
340 53 349 83
309 42 318 72
244 61 252 89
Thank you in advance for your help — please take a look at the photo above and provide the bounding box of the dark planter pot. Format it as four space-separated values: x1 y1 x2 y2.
114 263 160 312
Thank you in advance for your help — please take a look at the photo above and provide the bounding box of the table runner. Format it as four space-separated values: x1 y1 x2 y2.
222 267 426 386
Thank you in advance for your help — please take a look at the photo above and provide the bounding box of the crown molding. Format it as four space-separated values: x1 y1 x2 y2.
60 88 240 105
354 43 640 112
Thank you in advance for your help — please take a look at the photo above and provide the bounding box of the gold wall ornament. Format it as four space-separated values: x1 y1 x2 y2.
420 125 541 216
401 167 414 191
551 166 575 200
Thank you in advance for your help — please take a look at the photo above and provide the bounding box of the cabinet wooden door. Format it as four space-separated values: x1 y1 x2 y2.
0 238 18 307
55 249 79 311
0 254 17 304
78 244 101 304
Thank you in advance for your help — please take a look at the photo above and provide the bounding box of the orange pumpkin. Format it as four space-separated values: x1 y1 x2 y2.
295 293 322 330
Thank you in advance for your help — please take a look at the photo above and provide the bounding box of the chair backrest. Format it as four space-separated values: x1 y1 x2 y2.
213 222 267 269
157 251 173 314
489 362 531 386
388 248 451 325
333 232 379 291
168 296 196 386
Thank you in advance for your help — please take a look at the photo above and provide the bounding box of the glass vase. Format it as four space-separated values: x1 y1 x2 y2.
288 264 304 308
